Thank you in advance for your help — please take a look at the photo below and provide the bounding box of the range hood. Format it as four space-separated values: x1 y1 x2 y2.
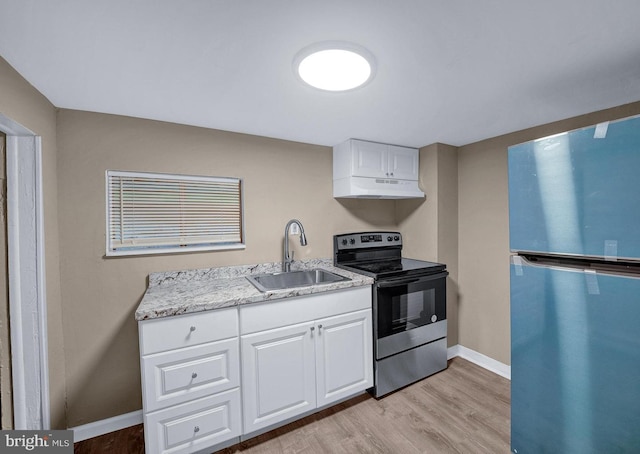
333 176 425 199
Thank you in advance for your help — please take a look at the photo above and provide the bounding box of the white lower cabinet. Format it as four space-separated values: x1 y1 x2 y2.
315 309 373 407
140 286 372 452
240 287 373 435
241 321 317 432
144 388 241 454
139 307 241 454
142 338 239 413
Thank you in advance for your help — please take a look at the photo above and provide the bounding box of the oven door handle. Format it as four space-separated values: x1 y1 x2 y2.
376 271 448 288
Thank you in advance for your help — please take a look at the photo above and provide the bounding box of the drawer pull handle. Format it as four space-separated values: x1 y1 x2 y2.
194 426 200 433
189 326 196 332
192 372 197 379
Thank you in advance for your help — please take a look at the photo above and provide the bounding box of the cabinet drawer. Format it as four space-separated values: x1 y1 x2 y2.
240 286 371 334
144 388 241 454
142 338 239 412
140 308 238 355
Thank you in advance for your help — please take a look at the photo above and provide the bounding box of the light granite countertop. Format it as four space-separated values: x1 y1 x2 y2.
135 258 373 321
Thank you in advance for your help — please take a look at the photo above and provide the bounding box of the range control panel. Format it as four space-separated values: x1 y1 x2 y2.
334 232 402 250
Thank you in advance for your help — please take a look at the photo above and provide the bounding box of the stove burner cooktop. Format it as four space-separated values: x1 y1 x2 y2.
351 259 444 274
339 258 445 279
333 231 447 280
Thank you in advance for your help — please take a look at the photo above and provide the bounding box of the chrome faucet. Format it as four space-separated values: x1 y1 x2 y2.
283 219 308 272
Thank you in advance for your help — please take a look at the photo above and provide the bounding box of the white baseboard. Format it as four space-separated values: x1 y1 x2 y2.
69 409 143 442
448 344 511 380
70 345 510 442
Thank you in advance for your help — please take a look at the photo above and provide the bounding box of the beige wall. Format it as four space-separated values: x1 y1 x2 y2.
55 109 398 426
435 144 459 345
397 143 459 346
0 57 65 428
457 100 640 365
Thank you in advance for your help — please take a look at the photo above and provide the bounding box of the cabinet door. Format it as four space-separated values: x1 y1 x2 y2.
387 145 419 180
352 140 388 178
241 321 316 434
315 309 373 408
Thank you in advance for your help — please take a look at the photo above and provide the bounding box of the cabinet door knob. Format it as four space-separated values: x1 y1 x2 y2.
318 324 323 329
194 426 200 433
390 172 394 176
310 326 315 332
192 372 198 379
189 326 196 332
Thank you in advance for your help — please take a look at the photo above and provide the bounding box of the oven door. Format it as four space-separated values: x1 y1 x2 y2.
374 271 448 360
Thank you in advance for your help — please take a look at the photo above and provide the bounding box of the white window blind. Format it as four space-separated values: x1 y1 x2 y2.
106 170 244 256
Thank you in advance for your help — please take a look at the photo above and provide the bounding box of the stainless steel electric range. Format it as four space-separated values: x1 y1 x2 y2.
334 231 448 397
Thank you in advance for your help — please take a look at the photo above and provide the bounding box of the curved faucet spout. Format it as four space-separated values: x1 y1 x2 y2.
283 219 307 272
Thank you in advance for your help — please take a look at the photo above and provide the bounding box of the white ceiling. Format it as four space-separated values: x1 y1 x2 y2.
1 0 640 148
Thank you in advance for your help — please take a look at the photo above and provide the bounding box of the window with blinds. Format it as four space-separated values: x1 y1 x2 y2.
106 170 244 256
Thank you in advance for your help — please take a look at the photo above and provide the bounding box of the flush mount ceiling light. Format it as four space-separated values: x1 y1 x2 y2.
294 42 376 92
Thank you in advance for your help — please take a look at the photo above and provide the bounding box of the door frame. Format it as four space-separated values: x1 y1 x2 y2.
0 113 49 429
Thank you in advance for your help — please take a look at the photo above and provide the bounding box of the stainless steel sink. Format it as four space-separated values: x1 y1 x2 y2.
246 268 350 292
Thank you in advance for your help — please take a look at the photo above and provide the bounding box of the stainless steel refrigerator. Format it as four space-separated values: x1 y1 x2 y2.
509 114 640 454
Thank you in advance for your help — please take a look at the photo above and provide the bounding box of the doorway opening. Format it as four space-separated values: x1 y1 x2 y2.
0 114 48 430
0 132 11 429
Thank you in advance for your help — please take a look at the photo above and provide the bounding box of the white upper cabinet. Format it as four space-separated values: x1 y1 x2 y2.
352 140 388 178
386 144 420 180
333 139 424 199
340 139 419 180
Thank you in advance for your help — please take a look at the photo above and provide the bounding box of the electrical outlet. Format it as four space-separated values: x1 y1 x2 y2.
289 223 300 235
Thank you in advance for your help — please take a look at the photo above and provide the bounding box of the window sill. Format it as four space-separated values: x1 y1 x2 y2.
105 243 246 258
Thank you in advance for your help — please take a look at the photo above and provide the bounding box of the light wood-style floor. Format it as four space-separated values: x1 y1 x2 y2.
74 357 510 454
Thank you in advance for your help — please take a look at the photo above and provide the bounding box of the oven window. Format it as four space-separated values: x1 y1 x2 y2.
389 289 435 334
377 276 446 339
